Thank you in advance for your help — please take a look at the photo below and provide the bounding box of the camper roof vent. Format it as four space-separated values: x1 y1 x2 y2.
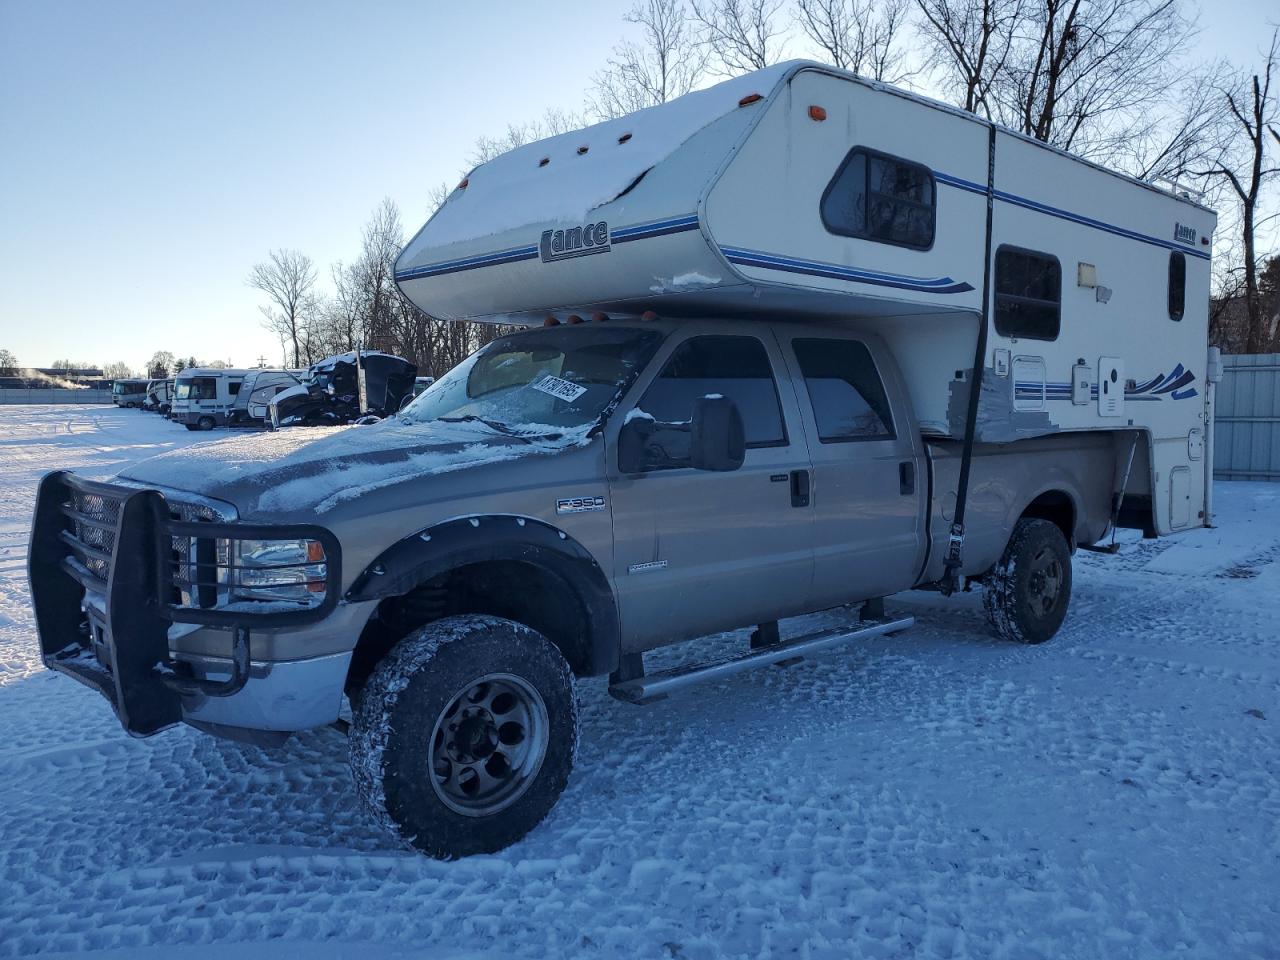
577 145 590 155
538 156 550 167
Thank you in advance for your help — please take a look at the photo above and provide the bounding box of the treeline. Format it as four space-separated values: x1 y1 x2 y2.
250 0 1280 361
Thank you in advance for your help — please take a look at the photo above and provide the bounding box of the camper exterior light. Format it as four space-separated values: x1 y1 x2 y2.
808 105 827 121
738 93 762 106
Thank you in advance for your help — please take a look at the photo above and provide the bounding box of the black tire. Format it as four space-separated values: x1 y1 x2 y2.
183 423 198 431
983 518 1072 644
197 415 216 431
350 615 577 859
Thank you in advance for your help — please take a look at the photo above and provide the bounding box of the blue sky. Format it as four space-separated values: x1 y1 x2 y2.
0 0 1275 371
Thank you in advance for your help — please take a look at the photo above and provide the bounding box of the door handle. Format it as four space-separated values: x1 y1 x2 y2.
790 469 810 508
899 461 915 496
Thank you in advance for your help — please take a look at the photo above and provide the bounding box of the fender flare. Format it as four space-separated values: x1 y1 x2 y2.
345 514 620 676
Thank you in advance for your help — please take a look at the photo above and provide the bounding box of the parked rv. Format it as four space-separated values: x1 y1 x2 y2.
233 369 304 425
142 378 174 414
31 62 1218 861
268 352 417 428
110 379 149 408
171 368 250 430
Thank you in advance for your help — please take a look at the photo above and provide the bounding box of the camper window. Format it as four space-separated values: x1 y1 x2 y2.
1168 252 1186 321
820 148 935 250
229 381 242 396
638 336 786 455
994 246 1061 341
792 339 895 441
175 376 217 401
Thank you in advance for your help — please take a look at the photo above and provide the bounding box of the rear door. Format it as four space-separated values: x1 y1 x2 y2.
776 328 927 608
606 327 815 649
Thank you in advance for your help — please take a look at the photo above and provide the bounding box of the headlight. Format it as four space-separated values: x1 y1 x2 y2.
231 538 327 604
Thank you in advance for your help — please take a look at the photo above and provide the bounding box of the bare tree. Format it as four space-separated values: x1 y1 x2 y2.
1196 30 1280 354
1117 60 1235 187
992 0 1194 159
247 249 317 368
467 109 584 168
146 350 175 379
590 0 709 119
915 0 1024 114
102 361 135 380
692 0 788 75
796 0 914 82
0 349 18 375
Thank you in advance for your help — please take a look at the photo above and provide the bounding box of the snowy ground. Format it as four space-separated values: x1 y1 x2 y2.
1 405 1277 960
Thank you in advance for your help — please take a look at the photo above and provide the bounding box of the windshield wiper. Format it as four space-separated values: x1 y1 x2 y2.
436 414 534 443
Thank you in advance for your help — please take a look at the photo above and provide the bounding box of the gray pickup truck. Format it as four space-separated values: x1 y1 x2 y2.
30 316 1116 857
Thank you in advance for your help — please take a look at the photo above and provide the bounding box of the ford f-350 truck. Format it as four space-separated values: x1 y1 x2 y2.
31 316 1117 858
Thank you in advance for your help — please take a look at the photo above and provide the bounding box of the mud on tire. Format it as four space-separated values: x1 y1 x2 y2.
983 518 1072 645
349 615 578 859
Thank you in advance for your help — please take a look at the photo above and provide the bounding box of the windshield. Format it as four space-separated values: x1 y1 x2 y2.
175 377 216 401
400 326 663 433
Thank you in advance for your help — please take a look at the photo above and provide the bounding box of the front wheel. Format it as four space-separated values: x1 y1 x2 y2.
197 415 215 431
983 518 1072 644
350 615 578 859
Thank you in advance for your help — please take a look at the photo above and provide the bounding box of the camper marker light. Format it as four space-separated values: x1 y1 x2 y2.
738 93 763 107
544 316 560 327
592 312 610 322
808 105 827 122
539 156 550 167
618 132 633 144
567 314 584 324
641 310 659 321
577 145 589 155
457 178 469 190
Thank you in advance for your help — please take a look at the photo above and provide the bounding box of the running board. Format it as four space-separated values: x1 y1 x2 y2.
608 617 914 704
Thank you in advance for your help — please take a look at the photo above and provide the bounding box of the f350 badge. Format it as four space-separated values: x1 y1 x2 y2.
556 495 606 515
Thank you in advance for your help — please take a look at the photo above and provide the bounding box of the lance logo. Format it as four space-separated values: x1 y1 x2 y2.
1173 222 1197 246
540 221 611 262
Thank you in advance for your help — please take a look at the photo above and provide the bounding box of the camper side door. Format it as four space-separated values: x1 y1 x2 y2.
774 328 928 606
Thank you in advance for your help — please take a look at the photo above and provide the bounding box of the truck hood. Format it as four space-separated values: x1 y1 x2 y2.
118 419 593 519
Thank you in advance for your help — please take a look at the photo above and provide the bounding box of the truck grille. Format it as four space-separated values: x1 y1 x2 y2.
67 489 122 584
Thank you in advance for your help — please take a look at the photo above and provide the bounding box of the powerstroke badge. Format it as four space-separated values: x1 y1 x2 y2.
540 221 610 262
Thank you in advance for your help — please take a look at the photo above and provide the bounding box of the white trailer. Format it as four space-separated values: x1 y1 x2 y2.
233 369 304 424
396 60 1216 539
171 368 251 430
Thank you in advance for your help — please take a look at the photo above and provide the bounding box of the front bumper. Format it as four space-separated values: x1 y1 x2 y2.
28 471 344 738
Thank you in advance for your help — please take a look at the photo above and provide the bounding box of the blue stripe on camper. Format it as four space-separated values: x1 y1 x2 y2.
396 244 540 282
719 246 975 294
1012 371 1197 402
933 171 1211 261
612 215 701 242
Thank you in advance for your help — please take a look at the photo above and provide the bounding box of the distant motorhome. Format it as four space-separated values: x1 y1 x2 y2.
171 368 250 430
110 379 149 408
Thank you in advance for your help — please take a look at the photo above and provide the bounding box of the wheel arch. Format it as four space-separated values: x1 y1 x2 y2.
345 515 620 687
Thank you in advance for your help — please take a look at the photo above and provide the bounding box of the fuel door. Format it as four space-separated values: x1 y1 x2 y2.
1098 357 1124 417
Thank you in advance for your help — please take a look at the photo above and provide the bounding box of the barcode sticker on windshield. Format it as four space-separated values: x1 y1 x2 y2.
532 375 586 403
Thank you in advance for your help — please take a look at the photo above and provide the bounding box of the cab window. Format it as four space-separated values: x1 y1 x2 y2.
637 335 786 464
793 339 895 441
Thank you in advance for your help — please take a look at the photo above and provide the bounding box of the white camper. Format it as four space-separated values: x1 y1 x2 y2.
396 61 1217 538
171 368 251 430
142 378 174 414
233 368 304 424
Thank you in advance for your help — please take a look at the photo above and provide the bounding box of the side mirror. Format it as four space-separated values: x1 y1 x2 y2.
690 395 745 471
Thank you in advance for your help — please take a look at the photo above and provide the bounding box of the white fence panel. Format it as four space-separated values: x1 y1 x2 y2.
1214 353 1280 482
0 389 114 404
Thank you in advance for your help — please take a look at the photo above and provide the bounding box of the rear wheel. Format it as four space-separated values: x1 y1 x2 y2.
197 415 215 431
983 518 1072 644
350 615 577 859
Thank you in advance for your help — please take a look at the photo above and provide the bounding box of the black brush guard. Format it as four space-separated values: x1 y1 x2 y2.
28 471 342 737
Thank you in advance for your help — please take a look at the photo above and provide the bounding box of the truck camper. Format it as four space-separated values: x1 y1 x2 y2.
31 62 1219 860
170 368 251 430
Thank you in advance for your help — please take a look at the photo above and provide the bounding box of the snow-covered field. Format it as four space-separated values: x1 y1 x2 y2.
1 405 1277 959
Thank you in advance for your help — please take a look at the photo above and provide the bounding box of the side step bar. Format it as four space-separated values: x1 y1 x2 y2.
608 616 914 704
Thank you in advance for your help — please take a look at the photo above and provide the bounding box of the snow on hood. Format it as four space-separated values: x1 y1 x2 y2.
117 419 592 516
402 62 800 252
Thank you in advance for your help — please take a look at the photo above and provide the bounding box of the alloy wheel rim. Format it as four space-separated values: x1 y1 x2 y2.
1027 546 1064 617
427 673 549 817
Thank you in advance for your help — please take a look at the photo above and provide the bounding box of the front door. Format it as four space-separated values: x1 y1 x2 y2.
606 329 815 650
775 329 927 609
